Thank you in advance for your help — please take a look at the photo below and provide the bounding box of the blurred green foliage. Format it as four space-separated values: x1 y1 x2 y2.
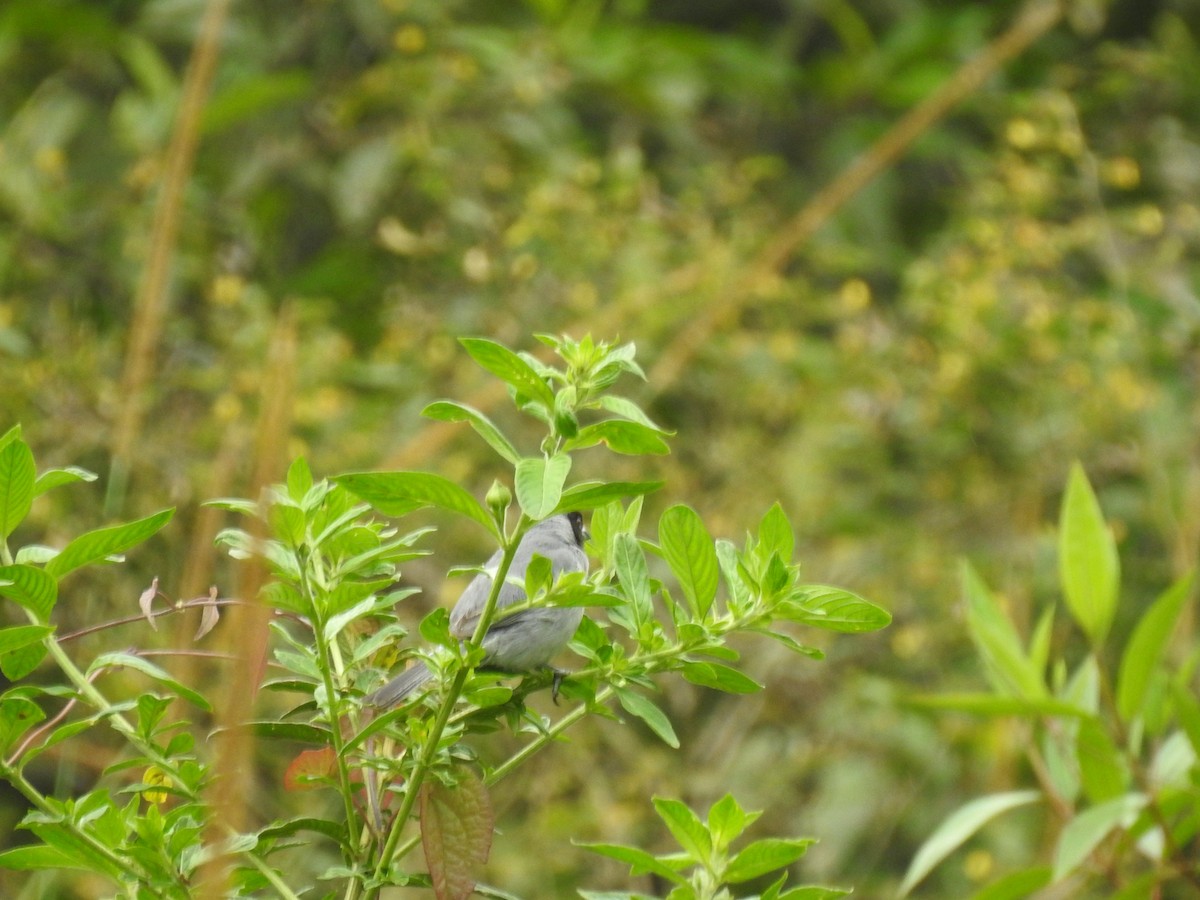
2 0 1200 895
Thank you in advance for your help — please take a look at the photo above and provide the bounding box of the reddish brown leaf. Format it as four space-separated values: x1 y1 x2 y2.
420 767 494 900
283 747 336 792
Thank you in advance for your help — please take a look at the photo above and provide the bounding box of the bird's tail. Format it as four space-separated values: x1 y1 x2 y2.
366 661 433 709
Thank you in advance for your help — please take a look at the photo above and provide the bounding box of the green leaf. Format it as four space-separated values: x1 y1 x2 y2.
775 887 851 900
613 532 652 627
615 687 679 748
32 466 98 498
1172 682 1200 756
88 652 212 711
514 454 572 520
258 816 348 845
716 540 751 610
724 837 814 883
595 395 668 431
658 505 719 620
420 767 494 900
44 508 175 580
0 625 53 655
1059 463 1119 647
460 338 555 409
553 480 663 514
1052 793 1147 881
681 662 762 694
961 561 1045 699
968 867 1052 900
706 794 760 851
782 585 891 633
899 791 1041 897
652 797 712 864
0 564 58 620
250 721 331 742
757 503 795 564
0 844 88 872
1 642 47 681
0 696 45 754
905 693 1089 718
423 400 520 464
323 596 379 643
0 438 36 539
1076 718 1129 803
337 471 497 539
286 457 314 501
569 420 670 456
1116 571 1194 723
576 842 688 883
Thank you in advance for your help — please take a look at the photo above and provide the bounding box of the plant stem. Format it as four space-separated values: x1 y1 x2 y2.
0 760 167 896
485 686 611 787
371 520 528 884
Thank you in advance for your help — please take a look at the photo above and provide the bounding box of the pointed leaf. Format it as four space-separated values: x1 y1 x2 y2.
286 457 313 501
1059 463 1119 647
569 420 670 456
968 867 1053 900
0 845 88 872
421 767 494 900
0 696 45 754
615 687 678 748
0 625 53 656
707 794 759 851
423 401 520 464
595 395 667 430
575 842 688 883
0 438 35 538
32 466 98 498
1 642 47 681
659 505 718 620
1117 571 1194 723
553 480 663 514
757 503 795 564
652 797 712 864
783 585 891 633
906 693 1089 718
899 791 1041 896
716 540 751 610
681 662 762 694
613 532 652 627
88 652 212 711
1076 717 1129 803
459 338 555 408
961 561 1045 699
0 564 58 620
1052 793 1147 881
725 837 815 883
337 471 497 539
44 509 175 580
514 454 572 520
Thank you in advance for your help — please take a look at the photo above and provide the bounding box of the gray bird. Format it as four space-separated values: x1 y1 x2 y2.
366 511 589 708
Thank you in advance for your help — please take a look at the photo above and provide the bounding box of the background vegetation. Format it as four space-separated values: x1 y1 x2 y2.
2 0 1199 895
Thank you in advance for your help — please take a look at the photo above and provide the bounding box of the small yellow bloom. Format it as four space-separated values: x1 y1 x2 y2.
143 767 171 805
393 24 426 54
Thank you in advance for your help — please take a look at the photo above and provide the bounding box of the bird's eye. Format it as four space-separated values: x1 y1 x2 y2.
567 511 586 544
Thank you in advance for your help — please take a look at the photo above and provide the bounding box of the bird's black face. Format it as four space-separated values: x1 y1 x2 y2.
567 511 588 547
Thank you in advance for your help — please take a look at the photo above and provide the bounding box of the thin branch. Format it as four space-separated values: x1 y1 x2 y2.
57 597 244 643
